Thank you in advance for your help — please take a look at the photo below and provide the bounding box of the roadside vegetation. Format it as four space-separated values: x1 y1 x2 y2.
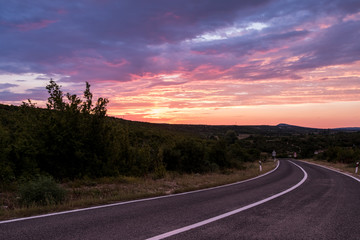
0 79 359 220
0 161 275 221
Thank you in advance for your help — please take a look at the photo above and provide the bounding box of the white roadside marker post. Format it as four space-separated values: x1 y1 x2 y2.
356 162 359 174
272 150 276 162
259 160 262 172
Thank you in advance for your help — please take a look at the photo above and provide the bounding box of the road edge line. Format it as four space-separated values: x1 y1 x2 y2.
146 160 307 240
298 160 360 183
0 161 280 224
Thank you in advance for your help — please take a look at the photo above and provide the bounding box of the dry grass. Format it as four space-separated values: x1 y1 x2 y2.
0 161 276 221
300 159 360 179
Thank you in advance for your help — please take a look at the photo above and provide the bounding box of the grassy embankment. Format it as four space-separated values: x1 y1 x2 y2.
0 161 276 221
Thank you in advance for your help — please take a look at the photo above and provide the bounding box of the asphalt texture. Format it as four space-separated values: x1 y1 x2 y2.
1 159 359 240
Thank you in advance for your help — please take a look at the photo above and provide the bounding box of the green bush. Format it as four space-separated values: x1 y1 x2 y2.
317 146 360 164
18 175 66 206
0 160 15 184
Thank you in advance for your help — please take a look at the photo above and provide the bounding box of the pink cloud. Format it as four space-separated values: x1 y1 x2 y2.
13 19 58 31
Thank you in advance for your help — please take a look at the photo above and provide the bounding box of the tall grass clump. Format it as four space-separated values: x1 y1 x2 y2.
18 176 66 206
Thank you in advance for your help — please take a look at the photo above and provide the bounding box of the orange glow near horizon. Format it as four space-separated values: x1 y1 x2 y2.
101 60 360 129
108 101 360 129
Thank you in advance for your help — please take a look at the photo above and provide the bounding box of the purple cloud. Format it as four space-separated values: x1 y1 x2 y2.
289 20 360 70
0 0 359 116
0 86 48 101
0 0 273 81
0 83 18 89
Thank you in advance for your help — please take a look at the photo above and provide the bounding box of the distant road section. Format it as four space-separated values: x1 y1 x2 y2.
1 160 360 240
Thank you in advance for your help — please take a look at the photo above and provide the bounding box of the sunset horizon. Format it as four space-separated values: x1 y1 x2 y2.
1 0 359 129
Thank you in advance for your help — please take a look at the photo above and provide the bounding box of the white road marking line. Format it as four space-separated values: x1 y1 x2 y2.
0 161 280 224
146 161 307 240
299 160 360 183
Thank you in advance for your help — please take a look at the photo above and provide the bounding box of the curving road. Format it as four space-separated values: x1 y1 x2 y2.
1 160 359 240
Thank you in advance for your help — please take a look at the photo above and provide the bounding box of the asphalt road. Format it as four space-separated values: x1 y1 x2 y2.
1 160 359 240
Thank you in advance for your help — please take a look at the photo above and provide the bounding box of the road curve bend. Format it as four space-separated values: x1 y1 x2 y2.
147 161 307 240
169 160 360 240
2 160 358 240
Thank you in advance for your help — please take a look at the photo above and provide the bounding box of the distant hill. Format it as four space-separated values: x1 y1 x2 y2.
333 127 360 132
278 123 360 132
120 120 331 138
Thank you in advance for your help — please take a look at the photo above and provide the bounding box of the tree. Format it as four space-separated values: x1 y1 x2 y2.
224 130 237 144
21 99 36 108
45 79 109 117
66 93 82 113
82 82 93 114
46 79 65 111
93 97 109 117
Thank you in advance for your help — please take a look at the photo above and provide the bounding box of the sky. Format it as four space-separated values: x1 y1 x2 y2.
0 0 360 128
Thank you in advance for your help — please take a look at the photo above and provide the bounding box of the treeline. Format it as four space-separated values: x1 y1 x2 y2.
1 80 359 184
0 80 261 183
315 146 360 164
243 132 360 160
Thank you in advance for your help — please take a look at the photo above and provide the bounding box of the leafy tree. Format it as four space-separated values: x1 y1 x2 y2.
21 99 36 108
46 79 108 116
46 79 65 111
224 130 237 144
65 93 82 113
163 138 209 173
208 140 228 169
93 97 109 116
82 82 93 114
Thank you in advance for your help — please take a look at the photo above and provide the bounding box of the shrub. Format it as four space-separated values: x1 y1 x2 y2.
153 160 166 179
0 160 15 184
18 175 66 206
